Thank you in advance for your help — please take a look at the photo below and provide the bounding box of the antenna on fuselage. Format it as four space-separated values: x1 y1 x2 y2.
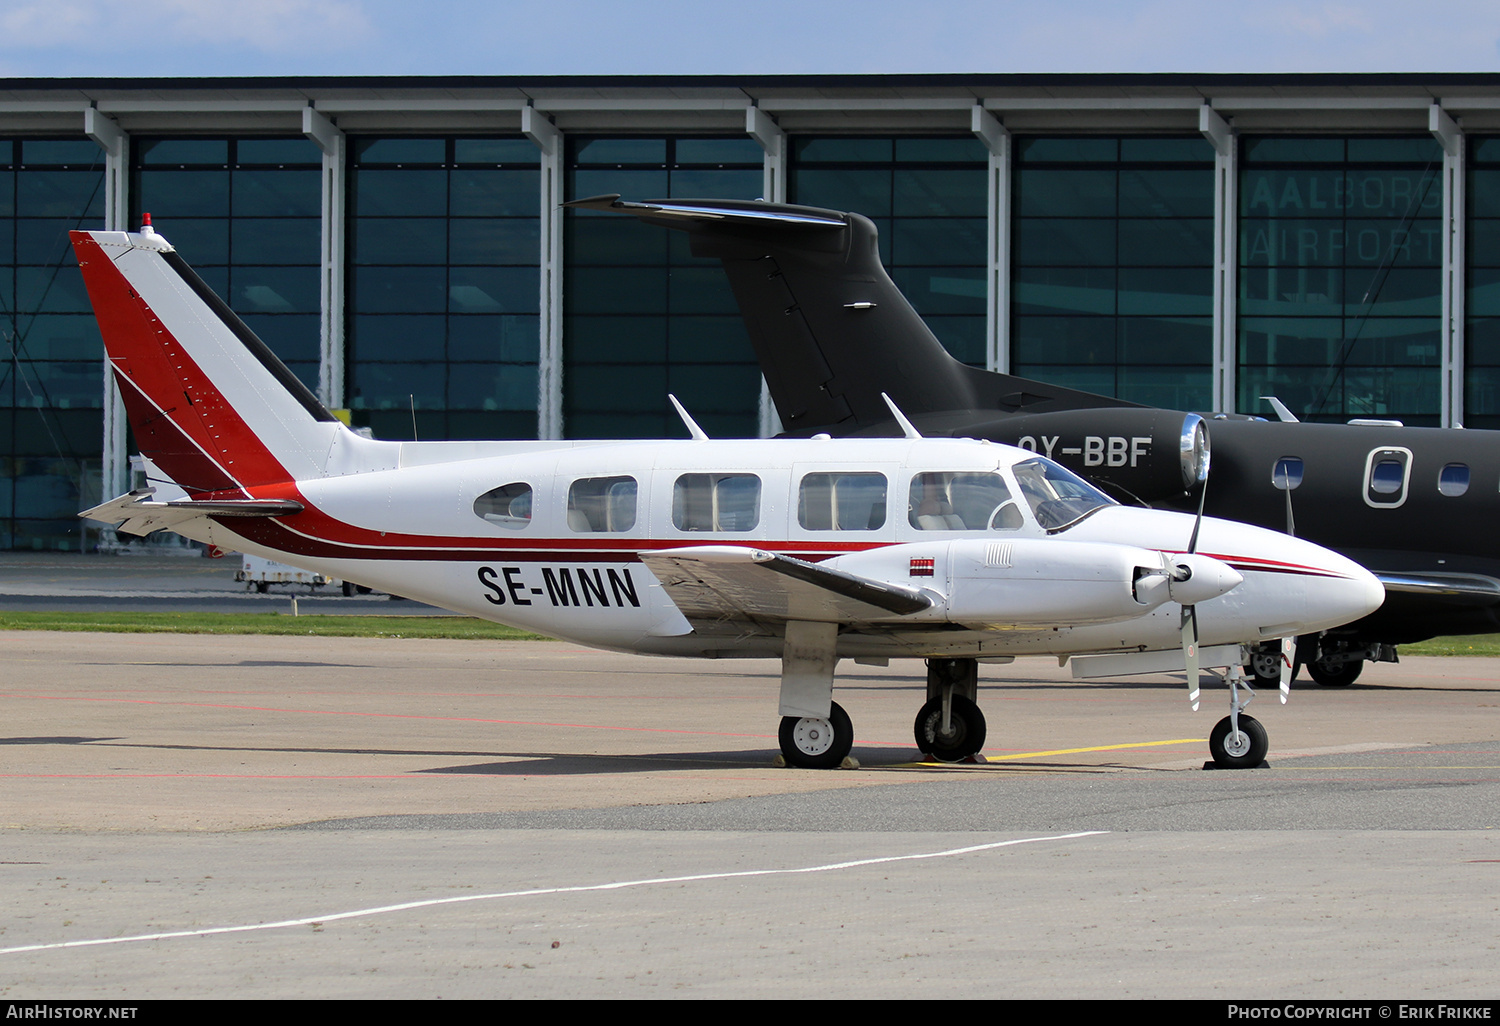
881 393 922 439
668 394 710 440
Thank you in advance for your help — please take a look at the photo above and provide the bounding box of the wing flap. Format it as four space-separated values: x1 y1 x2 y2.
639 545 932 626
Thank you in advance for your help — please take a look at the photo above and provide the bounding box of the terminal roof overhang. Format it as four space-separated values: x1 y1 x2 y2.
4 73 1500 135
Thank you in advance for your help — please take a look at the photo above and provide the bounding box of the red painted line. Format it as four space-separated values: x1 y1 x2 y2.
8 692 787 739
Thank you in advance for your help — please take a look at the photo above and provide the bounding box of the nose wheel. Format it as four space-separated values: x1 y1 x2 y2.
778 701 854 769
1207 665 1269 768
1209 714 1268 768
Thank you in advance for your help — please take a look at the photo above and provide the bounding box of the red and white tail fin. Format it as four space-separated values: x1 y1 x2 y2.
72 224 359 498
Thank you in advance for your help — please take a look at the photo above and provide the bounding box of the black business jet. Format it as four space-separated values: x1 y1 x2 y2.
567 194 1500 686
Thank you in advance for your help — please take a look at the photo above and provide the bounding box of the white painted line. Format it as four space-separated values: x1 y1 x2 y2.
0 830 1106 956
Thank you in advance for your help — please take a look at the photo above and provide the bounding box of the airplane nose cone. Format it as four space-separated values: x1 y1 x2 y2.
1306 558 1386 632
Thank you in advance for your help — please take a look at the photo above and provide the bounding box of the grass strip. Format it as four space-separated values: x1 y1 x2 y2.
4 610 1499 655
0 610 546 640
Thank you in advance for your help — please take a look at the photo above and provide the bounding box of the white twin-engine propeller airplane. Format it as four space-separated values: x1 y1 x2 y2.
71 222 1384 770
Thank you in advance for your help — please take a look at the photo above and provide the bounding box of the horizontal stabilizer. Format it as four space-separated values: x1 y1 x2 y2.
80 488 304 537
640 545 932 626
562 195 848 229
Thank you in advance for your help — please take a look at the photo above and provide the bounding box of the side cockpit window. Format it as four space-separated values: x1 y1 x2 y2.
908 472 1023 532
673 473 761 532
474 482 532 530
567 476 638 532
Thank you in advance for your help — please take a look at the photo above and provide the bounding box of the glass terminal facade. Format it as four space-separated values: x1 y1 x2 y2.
564 136 763 439
0 76 1496 549
1 139 105 550
1012 136 1215 409
1238 137 1443 425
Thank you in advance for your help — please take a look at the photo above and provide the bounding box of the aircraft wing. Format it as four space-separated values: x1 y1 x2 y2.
80 488 304 537
1376 572 1500 608
639 545 932 626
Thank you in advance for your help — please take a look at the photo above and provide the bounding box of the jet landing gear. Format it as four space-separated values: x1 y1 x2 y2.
914 658 988 762
1208 665 1269 769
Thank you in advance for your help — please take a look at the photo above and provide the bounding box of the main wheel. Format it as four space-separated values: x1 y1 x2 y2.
1247 645 1283 686
1209 715 1268 769
1307 655 1363 687
778 701 854 769
913 694 987 762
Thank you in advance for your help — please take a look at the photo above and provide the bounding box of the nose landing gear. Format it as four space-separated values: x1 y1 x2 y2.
1208 665 1269 769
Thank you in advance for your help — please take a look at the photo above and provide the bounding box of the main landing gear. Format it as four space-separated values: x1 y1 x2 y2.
773 631 992 767
914 658 987 763
1208 664 1269 769
778 702 854 770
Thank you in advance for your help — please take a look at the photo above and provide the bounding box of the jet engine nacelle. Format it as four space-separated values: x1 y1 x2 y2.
830 538 1240 628
964 408 1211 505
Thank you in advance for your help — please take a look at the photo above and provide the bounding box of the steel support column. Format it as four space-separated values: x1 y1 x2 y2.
1201 103 1238 413
303 107 346 410
524 105 564 439
749 105 787 436
85 107 130 498
1432 102 1465 427
973 105 1010 373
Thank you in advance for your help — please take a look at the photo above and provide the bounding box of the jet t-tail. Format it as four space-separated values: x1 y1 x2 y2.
72 223 1383 770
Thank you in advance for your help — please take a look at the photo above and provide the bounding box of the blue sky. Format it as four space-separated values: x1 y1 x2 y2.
0 0 1496 78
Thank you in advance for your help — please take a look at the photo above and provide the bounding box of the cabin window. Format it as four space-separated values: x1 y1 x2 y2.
473 482 532 530
567 476 638 532
672 473 761 532
798 473 888 531
1439 463 1470 497
1363 447 1412 508
1369 462 1404 494
1272 457 1304 490
908 472 1023 531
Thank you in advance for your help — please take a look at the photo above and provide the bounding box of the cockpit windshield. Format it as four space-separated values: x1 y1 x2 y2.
1010 457 1116 531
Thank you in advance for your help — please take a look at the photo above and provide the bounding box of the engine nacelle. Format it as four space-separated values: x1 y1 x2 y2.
831 538 1239 627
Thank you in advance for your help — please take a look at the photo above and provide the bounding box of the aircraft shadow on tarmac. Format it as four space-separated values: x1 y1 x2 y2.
1 734 1140 774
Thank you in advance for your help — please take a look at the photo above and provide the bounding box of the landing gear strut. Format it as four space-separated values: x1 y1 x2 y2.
914 658 987 762
1208 665 1268 769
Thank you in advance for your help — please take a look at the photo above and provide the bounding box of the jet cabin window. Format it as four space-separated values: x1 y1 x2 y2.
799 473 888 531
1363 447 1412 508
567 476 638 532
1012 457 1116 531
1439 463 1470 497
673 474 761 532
474 482 533 530
908 472 1023 532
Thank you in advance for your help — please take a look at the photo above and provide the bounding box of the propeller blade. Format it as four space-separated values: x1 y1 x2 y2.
1279 635 1294 703
1187 471 1209 555
1182 605 1200 711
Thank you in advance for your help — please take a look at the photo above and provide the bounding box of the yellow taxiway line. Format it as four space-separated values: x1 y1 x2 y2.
987 738 1206 760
